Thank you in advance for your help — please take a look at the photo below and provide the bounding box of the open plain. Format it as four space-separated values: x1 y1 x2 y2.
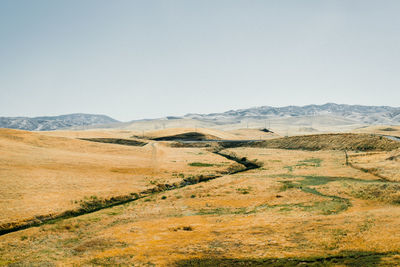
0 127 400 266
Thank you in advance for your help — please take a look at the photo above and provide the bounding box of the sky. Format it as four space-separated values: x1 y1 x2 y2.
0 0 399 121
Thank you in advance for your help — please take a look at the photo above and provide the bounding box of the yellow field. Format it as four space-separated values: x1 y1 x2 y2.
0 128 399 266
0 129 240 231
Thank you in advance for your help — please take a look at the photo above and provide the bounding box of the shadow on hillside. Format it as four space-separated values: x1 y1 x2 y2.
175 251 399 267
79 138 147 146
152 132 219 141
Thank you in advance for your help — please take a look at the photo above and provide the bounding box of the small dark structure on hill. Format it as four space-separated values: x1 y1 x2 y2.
260 128 273 133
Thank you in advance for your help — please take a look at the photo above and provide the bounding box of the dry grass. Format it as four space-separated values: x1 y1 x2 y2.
40 129 141 139
0 129 240 230
0 129 399 266
348 149 400 182
135 128 239 140
135 127 278 141
246 133 400 151
353 125 400 137
226 128 279 140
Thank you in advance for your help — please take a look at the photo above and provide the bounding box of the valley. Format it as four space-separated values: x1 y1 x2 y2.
0 127 399 266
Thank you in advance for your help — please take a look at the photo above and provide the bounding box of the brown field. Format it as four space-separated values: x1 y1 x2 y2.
0 128 400 266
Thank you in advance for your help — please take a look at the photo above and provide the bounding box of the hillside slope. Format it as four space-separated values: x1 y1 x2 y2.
220 133 400 151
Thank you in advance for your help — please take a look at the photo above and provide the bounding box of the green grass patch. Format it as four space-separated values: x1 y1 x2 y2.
106 210 123 216
283 166 293 172
349 183 400 204
196 207 251 216
195 199 349 216
296 158 322 167
236 187 252 194
276 175 352 214
89 255 136 266
301 200 350 215
283 158 323 173
188 162 215 167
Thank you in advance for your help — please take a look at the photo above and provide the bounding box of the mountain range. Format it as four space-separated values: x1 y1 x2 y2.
1 103 399 131
0 114 118 131
184 103 400 125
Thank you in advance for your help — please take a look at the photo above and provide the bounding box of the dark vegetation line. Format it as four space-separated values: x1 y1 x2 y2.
347 162 391 182
213 150 260 170
345 150 393 182
79 138 147 146
0 149 262 237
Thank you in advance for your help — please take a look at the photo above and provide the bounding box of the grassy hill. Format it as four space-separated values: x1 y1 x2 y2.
241 133 400 151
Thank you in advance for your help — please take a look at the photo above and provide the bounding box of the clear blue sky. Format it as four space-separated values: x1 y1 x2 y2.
1 0 399 121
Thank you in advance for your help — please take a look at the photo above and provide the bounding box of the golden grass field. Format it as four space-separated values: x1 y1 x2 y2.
0 128 399 266
0 129 241 231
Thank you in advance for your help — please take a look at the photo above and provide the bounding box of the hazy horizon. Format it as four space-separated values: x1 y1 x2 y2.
1 0 400 121
1 102 400 122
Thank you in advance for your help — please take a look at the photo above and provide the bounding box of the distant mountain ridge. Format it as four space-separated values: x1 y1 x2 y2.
0 114 119 131
184 103 400 125
1 104 399 131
